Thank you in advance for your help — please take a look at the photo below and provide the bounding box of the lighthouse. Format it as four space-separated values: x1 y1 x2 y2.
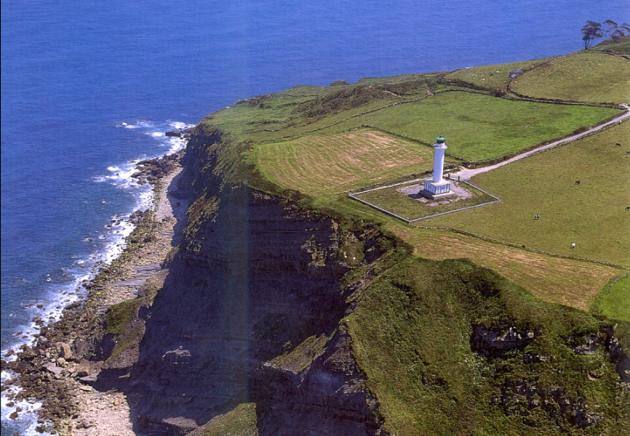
421 136 452 198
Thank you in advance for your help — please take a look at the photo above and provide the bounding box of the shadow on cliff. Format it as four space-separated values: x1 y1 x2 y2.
95 182 380 434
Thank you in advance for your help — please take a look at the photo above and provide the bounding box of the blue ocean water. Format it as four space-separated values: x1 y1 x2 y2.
2 0 629 432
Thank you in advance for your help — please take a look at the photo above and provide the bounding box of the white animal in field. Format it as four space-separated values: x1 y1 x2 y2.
570 242 576 249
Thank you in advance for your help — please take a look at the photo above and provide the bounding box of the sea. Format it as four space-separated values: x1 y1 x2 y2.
2 0 629 433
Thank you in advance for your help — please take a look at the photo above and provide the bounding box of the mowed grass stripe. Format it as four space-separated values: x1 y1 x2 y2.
252 129 435 199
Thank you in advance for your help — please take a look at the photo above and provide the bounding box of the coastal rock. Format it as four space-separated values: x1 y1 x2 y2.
73 338 90 357
57 342 73 360
44 363 64 377
471 325 534 356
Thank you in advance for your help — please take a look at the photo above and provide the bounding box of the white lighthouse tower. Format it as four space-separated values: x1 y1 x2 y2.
422 136 452 198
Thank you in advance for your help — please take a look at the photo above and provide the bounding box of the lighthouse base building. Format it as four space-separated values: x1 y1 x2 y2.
422 178 452 198
420 136 453 199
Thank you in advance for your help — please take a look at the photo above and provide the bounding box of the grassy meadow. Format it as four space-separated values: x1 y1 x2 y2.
394 226 622 311
435 122 630 267
360 91 618 162
445 59 542 91
213 86 618 164
511 51 630 104
594 37 630 55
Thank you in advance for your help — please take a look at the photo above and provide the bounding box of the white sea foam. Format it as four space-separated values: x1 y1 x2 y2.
92 162 140 189
1 118 192 434
168 121 194 130
116 120 155 129
0 376 43 436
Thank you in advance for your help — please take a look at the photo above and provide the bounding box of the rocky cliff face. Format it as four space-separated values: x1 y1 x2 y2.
102 128 389 434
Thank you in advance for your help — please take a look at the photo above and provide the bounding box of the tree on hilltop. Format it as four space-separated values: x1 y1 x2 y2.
581 20 603 49
603 19 630 42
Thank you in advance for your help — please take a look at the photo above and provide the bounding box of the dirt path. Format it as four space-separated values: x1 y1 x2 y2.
454 103 630 180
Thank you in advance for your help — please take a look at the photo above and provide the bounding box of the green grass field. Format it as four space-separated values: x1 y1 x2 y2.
435 122 630 267
511 51 630 104
360 91 618 162
354 180 496 221
591 274 630 322
211 85 618 165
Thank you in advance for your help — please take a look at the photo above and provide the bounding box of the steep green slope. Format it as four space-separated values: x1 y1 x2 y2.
591 274 630 322
347 256 630 435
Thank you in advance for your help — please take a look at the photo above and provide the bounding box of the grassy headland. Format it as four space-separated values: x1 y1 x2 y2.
186 38 630 433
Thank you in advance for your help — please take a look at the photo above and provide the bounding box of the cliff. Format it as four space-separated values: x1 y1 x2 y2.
91 128 394 434
92 125 628 434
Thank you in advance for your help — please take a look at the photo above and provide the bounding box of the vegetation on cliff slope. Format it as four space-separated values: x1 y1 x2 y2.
347 256 630 434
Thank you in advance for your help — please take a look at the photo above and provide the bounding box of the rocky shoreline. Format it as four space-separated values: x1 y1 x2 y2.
1 148 187 434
